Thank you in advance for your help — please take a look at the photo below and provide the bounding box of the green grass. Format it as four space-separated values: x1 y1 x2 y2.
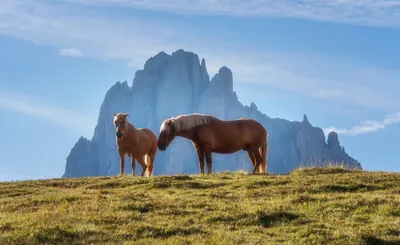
0 166 399 245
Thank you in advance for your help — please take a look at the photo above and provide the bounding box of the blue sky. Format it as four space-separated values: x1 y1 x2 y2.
1 0 399 181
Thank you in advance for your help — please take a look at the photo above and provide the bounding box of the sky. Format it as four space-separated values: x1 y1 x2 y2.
0 0 399 181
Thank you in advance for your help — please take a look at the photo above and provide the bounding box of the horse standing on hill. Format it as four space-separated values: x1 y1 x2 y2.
157 113 268 174
113 113 158 177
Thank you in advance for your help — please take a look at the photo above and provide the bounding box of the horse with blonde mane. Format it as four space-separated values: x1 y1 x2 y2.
113 113 158 177
157 113 268 174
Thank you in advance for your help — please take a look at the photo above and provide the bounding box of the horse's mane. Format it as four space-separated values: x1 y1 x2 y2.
162 113 219 132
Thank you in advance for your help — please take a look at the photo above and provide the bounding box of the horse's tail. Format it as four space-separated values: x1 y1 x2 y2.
260 131 268 173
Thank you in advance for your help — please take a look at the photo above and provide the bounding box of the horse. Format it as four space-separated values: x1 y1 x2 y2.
157 113 268 174
113 113 158 177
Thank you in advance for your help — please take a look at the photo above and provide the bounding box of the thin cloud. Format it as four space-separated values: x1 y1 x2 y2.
59 48 83 57
61 0 400 28
198 52 398 111
0 88 93 131
323 113 400 136
0 0 399 112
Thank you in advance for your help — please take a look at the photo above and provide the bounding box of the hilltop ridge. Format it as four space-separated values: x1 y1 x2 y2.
1 167 399 244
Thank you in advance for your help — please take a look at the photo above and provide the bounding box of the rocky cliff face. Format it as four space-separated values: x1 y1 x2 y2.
63 49 362 177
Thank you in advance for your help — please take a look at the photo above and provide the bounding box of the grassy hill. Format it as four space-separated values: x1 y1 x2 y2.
0 167 399 245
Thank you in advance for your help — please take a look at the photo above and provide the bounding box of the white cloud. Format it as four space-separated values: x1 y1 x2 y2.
0 88 94 131
0 0 399 113
323 112 400 136
59 48 83 57
61 0 400 28
197 52 399 111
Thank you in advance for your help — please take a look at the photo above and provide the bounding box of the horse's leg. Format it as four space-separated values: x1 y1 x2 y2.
136 156 148 177
204 149 213 175
118 149 125 177
251 146 262 174
259 141 267 174
146 154 154 177
149 135 157 177
198 150 205 174
253 148 263 173
246 149 256 172
259 134 268 174
258 160 264 173
193 143 205 174
130 157 136 176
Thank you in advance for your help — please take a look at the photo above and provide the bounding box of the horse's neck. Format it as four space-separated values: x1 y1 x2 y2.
126 123 138 135
176 130 193 140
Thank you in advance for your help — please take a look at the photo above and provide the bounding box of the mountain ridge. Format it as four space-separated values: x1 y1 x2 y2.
63 49 361 178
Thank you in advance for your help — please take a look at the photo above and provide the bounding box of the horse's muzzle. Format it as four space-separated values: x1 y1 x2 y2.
116 132 123 138
157 143 166 151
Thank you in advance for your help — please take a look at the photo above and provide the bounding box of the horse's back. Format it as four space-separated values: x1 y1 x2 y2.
203 118 265 142
237 118 266 138
139 128 157 140
225 118 266 133
138 128 158 152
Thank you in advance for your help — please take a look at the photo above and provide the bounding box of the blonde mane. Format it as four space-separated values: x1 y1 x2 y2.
161 113 219 133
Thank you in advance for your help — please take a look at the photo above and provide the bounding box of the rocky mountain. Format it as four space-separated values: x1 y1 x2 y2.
63 49 362 178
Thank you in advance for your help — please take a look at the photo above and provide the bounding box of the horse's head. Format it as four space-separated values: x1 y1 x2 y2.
113 113 128 139
158 119 176 151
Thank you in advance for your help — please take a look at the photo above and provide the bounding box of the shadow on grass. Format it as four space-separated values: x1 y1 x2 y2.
121 203 153 213
151 181 225 190
32 226 108 244
85 182 133 189
361 235 400 245
313 184 385 193
34 226 77 243
207 191 236 200
206 211 302 228
89 216 139 226
0 223 14 232
290 195 320 204
246 180 291 189
40 181 86 189
385 229 400 237
0 189 34 198
256 211 300 228
172 175 193 181
118 225 207 240
389 208 400 217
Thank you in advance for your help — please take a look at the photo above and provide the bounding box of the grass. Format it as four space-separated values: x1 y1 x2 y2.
0 166 399 245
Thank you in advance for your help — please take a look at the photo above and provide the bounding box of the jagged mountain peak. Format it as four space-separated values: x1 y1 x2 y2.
303 114 309 124
64 49 361 178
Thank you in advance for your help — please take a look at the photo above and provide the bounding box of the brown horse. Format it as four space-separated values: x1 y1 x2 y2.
157 113 268 174
113 113 158 177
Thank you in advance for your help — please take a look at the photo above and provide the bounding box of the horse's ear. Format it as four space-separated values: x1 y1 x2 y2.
123 113 129 118
166 119 174 130
170 119 176 132
112 113 116 117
